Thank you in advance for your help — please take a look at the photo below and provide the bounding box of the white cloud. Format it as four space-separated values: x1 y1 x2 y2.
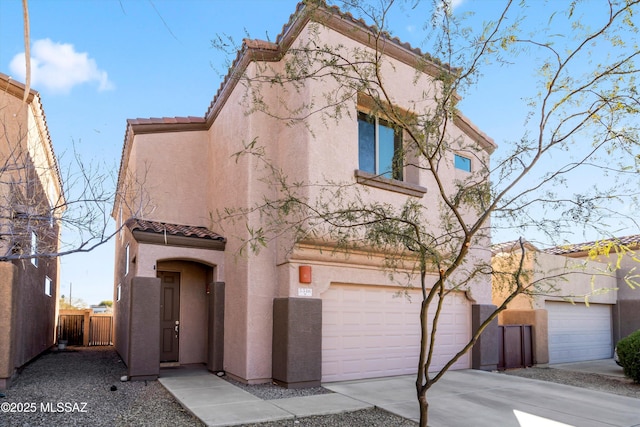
9 38 114 94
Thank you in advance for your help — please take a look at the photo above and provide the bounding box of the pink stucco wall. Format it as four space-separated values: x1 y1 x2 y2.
113 11 494 383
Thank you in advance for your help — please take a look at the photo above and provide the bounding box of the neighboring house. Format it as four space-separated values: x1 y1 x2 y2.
492 235 639 365
112 2 496 386
90 304 112 314
0 73 65 389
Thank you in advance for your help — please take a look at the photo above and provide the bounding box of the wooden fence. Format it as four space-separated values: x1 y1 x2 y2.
57 309 113 346
57 314 84 345
88 315 113 346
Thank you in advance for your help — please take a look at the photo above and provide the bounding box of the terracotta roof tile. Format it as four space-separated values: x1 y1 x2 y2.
125 218 225 242
544 234 640 255
491 239 539 254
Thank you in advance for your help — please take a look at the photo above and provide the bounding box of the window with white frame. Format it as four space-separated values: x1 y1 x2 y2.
125 244 130 276
119 206 123 240
358 112 403 181
31 231 38 267
454 154 472 172
44 276 52 296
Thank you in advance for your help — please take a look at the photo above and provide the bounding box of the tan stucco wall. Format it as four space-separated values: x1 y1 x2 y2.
532 251 617 306
493 249 617 311
128 130 210 225
0 78 63 388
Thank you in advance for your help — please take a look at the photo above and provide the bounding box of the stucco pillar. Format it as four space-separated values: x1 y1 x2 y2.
500 309 549 366
614 300 640 342
272 298 322 388
207 282 225 372
472 304 500 371
0 263 18 389
127 276 161 381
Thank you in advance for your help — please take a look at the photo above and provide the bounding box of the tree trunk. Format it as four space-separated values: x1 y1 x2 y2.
418 388 429 427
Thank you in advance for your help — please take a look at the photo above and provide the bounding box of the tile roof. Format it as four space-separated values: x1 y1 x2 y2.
544 234 640 255
204 0 455 123
491 239 539 254
125 218 225 242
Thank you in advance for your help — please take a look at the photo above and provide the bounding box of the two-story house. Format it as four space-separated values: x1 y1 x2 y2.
0 73 65 389
493 235 639 366
112 2 496 386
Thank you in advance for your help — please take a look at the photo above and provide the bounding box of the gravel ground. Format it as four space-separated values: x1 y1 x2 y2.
502 366 640 399
0 347 203 427
2 346 637 427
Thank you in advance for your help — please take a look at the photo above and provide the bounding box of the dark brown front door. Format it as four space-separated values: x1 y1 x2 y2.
159 272 180 362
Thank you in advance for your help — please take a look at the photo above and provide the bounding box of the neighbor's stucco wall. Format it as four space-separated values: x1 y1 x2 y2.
0 78 63 388
532 251 617 306
492 249 617 312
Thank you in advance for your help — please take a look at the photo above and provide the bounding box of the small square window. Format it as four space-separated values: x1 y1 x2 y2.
45 276 52 296
454 154 472 172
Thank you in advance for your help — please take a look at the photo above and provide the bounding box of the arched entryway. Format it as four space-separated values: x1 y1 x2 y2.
157 260 224 370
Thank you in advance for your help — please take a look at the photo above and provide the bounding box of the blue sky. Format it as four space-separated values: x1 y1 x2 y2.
1 0 637 305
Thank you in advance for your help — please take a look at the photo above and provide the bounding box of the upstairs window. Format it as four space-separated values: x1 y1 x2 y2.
45 276 52 296
125 244 130 276
31 231 38 267
358 112 403 181
454 154 472 172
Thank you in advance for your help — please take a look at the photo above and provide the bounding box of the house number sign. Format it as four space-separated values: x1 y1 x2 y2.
297 287 312 297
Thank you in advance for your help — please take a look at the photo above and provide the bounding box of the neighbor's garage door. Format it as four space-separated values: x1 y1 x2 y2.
321 284 471 382
547 301 613 364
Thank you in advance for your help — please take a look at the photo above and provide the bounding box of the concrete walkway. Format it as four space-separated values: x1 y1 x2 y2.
160 361 640 427
158 367 372 426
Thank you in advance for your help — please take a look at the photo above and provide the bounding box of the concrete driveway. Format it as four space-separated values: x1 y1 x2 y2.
324 368 640 427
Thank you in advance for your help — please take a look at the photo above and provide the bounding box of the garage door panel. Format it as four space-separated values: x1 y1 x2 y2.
547 302 612 364
322 285 471 382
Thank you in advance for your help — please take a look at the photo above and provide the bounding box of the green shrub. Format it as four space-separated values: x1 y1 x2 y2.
617 329 640 383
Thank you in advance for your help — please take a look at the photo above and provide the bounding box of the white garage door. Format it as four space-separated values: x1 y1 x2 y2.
321 284 471 382
547 301 613 364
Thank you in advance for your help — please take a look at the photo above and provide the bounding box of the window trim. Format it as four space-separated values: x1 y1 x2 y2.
354 170 426 197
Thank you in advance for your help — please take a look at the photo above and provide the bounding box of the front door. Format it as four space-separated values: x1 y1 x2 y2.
159 271 180 362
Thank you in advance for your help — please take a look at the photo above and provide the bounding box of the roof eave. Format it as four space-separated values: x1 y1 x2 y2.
132 229 226 251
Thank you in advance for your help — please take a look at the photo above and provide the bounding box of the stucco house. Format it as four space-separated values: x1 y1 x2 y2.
112 2 497 387
492 235 639 366
0 73 65 389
